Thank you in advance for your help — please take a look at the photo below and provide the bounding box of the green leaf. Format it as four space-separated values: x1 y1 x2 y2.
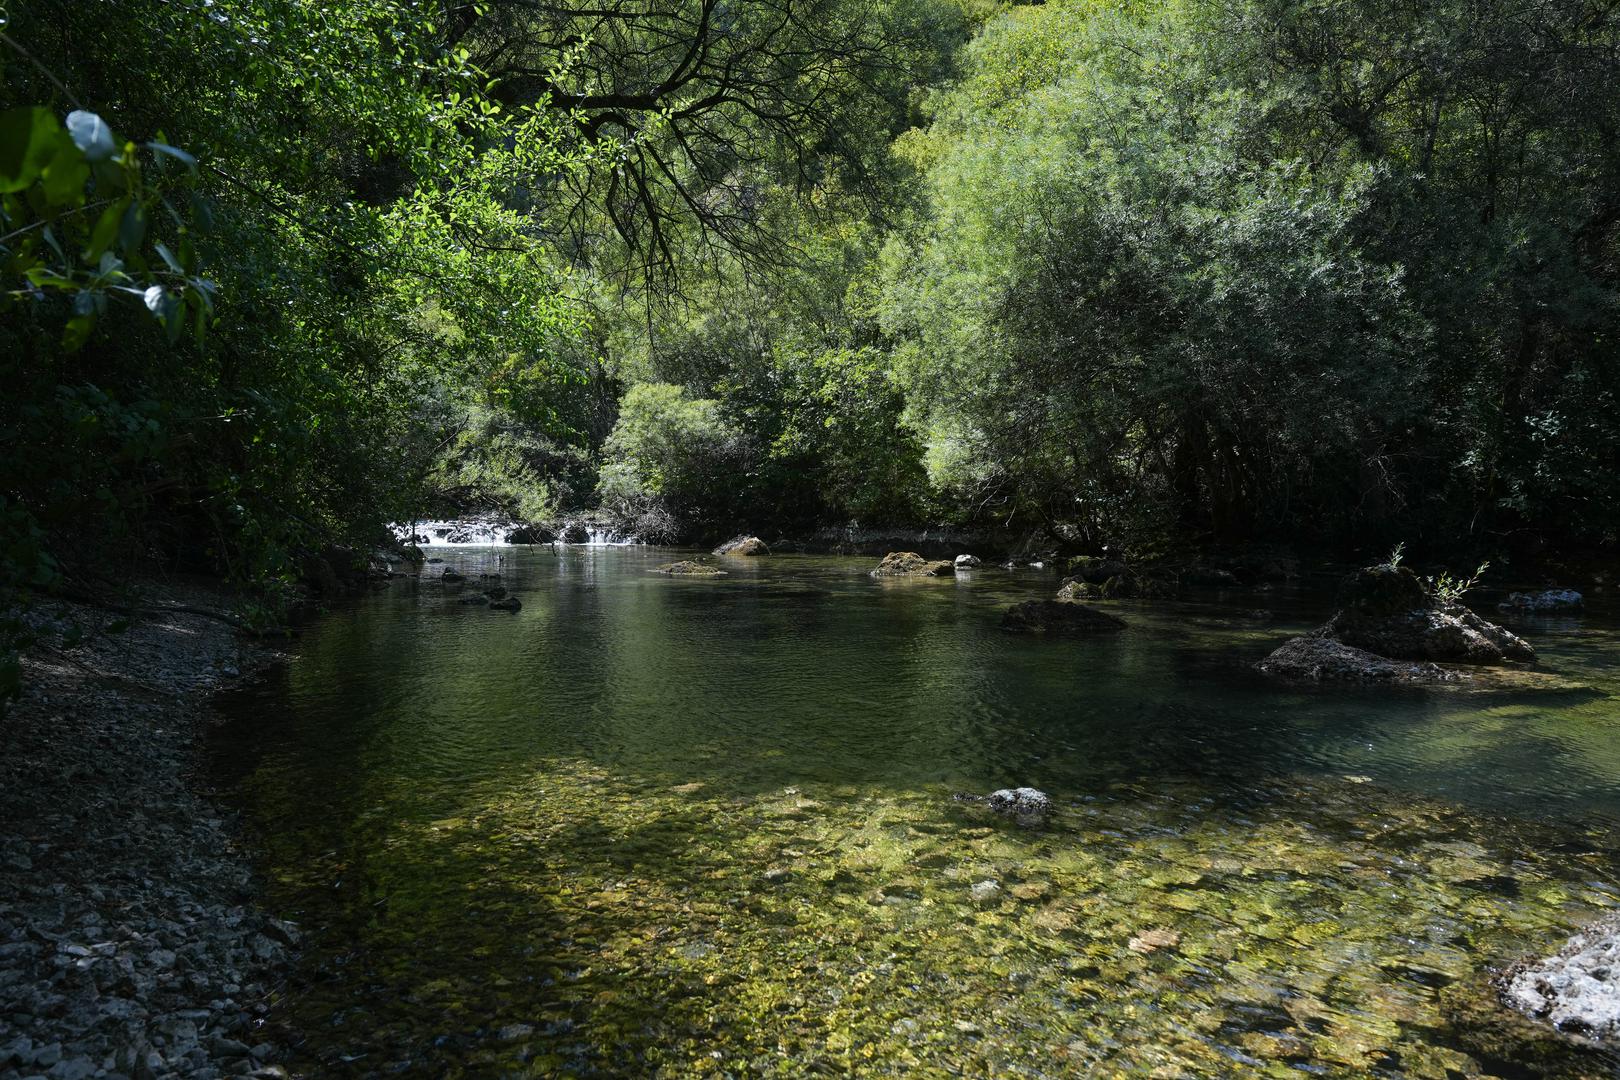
85 197 131 261
39 141 91 207
153 241 183 273
0 107 65 193
147 141 197 170
62 313 94 351
118 201 147 254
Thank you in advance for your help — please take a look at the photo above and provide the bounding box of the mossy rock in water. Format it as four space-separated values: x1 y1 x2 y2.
1338 564 1432 616
655 561 727 576
1327 605 1535 665
1001 600 1126 634
871 552 952 578
714 535 770 556
1056 578 1100 601
1256 636 1463 683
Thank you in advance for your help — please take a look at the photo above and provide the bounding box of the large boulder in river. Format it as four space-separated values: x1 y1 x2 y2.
871 551 953 578
715 535 770 556
1256 636 1462 683
1501 914 1620 1043
1500 588 1584 613
1001 600 1126 634
1325 601 1535 664
655 560 726 577
1258 563 1535 682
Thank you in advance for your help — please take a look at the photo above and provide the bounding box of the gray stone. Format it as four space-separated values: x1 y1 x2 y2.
1500 588 1584 613
1503 913 1620 1043
985 787 1053 828
1000 600 1126 635
714 535 770 556
968 880 1002 905
1256 636 1463 683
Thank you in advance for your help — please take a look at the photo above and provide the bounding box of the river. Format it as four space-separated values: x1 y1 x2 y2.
213 546 1620 1077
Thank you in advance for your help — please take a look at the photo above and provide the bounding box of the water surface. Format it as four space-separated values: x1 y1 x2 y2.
215 547 1620 1077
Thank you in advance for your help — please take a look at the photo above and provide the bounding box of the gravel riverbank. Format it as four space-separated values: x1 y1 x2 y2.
1 582 296 1080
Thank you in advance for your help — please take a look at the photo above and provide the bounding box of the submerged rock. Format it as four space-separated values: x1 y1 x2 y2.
1000 600 1126 634
1502 914 1620 1043
1256 636 1463 683
655 561 727 577
871 551 953 578
488 596 522 611
714 535 770 556
1500 588 1584 613
1128 928 1182 954
986 787 1052 827
968 880 1002 905
442 570 465 586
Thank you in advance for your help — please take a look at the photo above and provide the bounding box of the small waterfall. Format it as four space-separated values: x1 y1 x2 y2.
390 519 640 546
582 526 636 546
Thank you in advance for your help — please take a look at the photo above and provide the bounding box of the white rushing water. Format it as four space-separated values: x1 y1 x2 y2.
391 519 638 546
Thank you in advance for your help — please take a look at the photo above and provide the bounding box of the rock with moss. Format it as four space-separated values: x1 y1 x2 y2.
1056 578 1101 601
655 561 727 576
1001 600 1126 634
1256 635 1464 683
870 551 953 578
714 535 770 556
1263 564 1535 679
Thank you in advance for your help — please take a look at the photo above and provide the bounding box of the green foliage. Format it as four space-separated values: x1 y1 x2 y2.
0 0 588 604
1428 562 1490 606
1 106 212 350
881 0 1620 551
596 384 749 541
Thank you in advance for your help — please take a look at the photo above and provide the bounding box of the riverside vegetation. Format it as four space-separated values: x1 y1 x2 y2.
4 0 1620 1077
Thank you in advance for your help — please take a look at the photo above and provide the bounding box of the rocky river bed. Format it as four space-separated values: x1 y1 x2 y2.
0 584 295 1080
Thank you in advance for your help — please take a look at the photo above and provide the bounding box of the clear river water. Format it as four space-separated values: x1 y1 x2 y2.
211 546 1620 1077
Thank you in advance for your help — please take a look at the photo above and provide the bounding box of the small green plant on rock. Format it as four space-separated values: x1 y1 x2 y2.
1428 561 1490 606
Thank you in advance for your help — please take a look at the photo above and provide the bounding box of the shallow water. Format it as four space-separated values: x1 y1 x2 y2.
214 548 1620 1077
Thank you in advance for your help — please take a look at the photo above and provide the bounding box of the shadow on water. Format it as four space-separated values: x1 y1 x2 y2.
212 547 1620 1077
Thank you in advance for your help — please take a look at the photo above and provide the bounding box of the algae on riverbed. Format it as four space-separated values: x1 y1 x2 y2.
214 546 1620 1077
249 767 1620 1077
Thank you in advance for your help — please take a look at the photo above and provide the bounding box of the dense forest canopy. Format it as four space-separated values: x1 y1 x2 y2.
4 0 1619 640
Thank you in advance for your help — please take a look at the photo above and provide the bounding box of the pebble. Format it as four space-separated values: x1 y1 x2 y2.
0 588 293 1080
